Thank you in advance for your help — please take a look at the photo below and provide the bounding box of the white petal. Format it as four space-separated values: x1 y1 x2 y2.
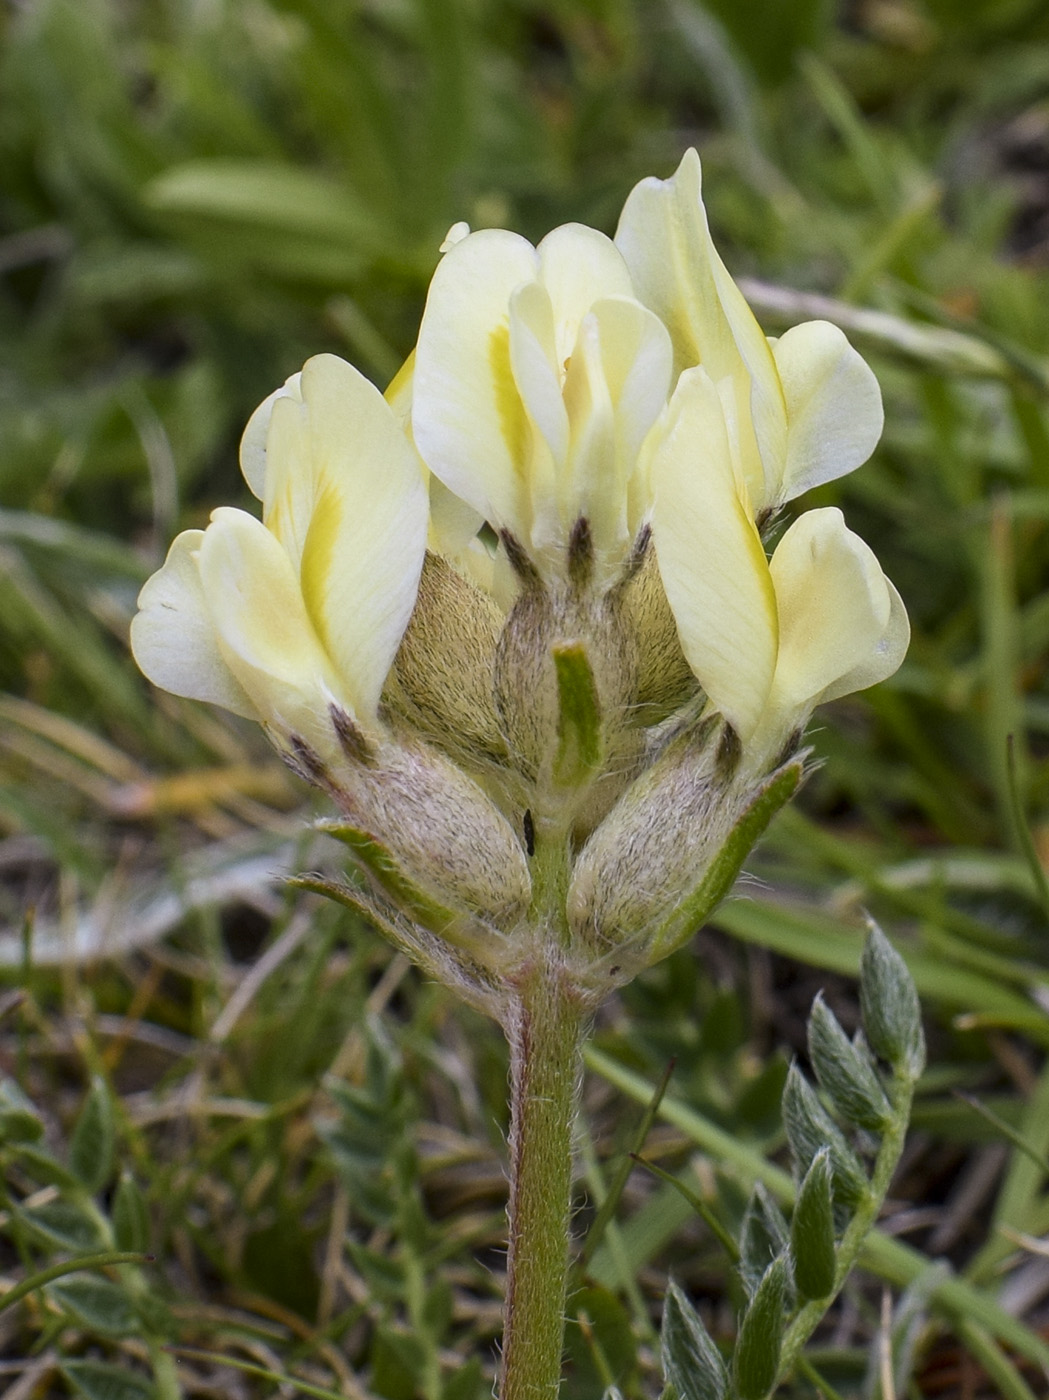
440 220 470 252
771 321 884 502
768 507 907 724
648 368 778 739
260 391 312 568
535 223 635 366
412 227 540 536
385 350 489 561
819 578 909 704
239 371 303 501
562 310 618 553
264 354 428 721
428 475 487 559
556 296 672 569
509 280 569 466
592 295 674 471
197 507 344 752
131 530 256 718
614 148 787 507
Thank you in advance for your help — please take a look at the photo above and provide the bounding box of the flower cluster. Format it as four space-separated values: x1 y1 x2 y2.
132 151 907 1016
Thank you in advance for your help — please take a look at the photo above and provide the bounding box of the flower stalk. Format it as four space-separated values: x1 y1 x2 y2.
501 958 588 1400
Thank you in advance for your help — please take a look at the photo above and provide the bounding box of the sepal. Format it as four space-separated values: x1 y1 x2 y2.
644 759 801 963
290 872 504 1017
567 738 802 970
318 820 484 948
313 733 532 930
492 573 639 822
619 537 698 724
386 551 506 767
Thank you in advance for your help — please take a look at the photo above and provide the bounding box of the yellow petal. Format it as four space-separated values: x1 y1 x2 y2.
197 507 343 754
130 530 256 718
384 348 415 426
412 228 539 537
771 321 883 502
615 148 787 507
647 368 778 739
767 506 908 724
264 354 428 721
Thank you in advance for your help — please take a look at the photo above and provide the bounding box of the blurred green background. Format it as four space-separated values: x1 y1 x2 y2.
2 0 1049 1396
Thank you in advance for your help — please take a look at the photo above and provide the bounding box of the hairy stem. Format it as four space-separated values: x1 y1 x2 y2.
500 956 587 1400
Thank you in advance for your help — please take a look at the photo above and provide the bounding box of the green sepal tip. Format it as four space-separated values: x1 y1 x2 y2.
647 760 802 963
552 641 604 788
318 820 462 936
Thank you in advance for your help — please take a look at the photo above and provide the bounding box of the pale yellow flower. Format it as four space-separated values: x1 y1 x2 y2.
131 353 428 759
645 367 908 767
402 152 904 776
411 222 673 583
129 153 910 987
615 148 884 514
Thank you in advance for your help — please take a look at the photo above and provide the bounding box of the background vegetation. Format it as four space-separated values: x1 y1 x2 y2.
2 0 1049 1395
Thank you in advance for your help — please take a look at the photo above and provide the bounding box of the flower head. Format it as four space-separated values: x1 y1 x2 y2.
131 353 428 759
412 222 673 584
132 352 532 977
131 148 909 1005
643 365 908 769
615 148 884 514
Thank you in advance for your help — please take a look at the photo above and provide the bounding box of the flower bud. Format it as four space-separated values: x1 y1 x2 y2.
308 722 532 932
619 531 698 725
568 724 801 970
385 551 507 769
